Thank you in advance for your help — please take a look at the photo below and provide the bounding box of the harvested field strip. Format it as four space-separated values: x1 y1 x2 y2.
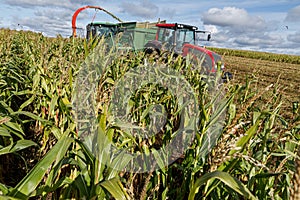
224 55 300 118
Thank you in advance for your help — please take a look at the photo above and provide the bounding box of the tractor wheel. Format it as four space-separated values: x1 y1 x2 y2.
144 46 160 56
222 71 233 83
144 46 161 62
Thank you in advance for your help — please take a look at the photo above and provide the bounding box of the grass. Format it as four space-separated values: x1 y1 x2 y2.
0 28 299 199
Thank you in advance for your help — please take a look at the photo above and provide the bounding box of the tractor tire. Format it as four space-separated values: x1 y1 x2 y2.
222 71 233 83
144 46 160 56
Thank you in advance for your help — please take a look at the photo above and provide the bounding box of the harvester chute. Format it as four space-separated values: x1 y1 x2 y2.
72 5 123 37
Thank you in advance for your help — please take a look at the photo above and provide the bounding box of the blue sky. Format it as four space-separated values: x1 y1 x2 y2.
0 0 300 55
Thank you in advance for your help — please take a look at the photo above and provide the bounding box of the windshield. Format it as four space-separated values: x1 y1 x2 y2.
177 29 195 44
87 24 117 39
158 28 195 52
94 26 116 37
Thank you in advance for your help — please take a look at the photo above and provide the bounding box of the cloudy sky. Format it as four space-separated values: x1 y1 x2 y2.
0 0 300 55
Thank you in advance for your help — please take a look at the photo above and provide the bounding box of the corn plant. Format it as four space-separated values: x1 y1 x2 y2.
0 28 299 200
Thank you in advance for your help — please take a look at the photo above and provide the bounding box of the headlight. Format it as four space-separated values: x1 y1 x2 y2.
214 61 225 71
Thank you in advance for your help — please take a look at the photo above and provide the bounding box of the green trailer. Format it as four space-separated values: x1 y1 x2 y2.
86 21 164 51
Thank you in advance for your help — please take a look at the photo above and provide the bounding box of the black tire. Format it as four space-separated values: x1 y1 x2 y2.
222 71 233 83
144 46 160 55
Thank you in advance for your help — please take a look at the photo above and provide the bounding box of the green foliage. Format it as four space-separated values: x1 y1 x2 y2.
0 28 299 200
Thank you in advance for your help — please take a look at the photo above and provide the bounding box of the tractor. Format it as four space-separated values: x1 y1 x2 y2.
72 6 231 80
144 23 232 79
72 6 164 50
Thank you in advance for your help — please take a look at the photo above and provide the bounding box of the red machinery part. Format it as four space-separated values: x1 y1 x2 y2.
72 5 122 37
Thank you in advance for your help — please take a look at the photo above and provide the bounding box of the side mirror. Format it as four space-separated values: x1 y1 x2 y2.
207 33 211 41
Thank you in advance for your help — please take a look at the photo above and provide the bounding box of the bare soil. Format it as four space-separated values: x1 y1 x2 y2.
224 55 300 118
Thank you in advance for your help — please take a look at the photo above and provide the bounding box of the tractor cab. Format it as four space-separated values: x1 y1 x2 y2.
145 23 198 54
86 22 119 40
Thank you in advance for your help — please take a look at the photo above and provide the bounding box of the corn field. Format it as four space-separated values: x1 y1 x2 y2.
0 28 300 200
208 47 300 64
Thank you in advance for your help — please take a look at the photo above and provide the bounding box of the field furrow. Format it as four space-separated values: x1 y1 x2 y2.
224 55 300 118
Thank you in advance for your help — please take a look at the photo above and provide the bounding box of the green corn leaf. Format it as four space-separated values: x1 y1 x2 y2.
0 127 11 137
107 152 133 180
73 174 90 199
199 94 234 158
188 171 257 200
34 176 74 197
228 103 236 124
152 149 167 173
99 110 107 132
0 182 10 195
9 140 37 153
93 132 109 184
44 158 76 190
105 77 115 85
100 177 130 200
207 92 234 128
253 111 261 124
199 125 223 159
229 119 261 156
0 101 14 115
0 117 24 139
18 95 35 111
0 138 14 156
50 126 62 140
32 72 40 89
10 111 52 125
11 90 34 96
0 195 20 200
0 146 12 156
9 135 73 199
49 95 59 116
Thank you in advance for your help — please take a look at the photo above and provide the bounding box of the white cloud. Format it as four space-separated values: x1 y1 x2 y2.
234 34 283 47
287 32 300 44
202 7 268 32
120 0 159 18
159 8 177 20
202 7 249 26
34 9 72 21
210 32 231 43
3 1 117 37
4 0 96 9
5 0 66 8
198 6 292 53
203 25 218 34
285 5 300 22
16 8 73 37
